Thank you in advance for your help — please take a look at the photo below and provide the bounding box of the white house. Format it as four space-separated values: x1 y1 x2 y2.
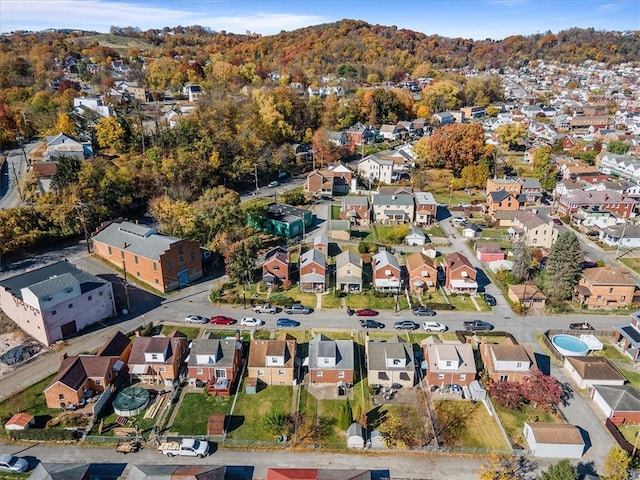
523 422 585 458
73 97 111 118
357 155 394 185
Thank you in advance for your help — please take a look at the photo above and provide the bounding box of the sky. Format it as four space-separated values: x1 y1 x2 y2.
1 0 638 40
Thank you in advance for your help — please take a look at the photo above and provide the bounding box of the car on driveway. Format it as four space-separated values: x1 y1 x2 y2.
361 319 385 329
423 321 447 332
394 320 419 330
210 315 236 325
355 308 378 317
412 306 436 316
453 216 465 223
277 318 300 328
553 218 563 226
185 314 209 324
0 454 28 473
463 320 494 332
240 317 265 327
482 294 497 306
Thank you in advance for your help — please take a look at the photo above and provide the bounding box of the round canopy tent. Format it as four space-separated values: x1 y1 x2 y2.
112 387 150 417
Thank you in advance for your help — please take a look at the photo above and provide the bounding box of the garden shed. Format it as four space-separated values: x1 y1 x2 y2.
4 412 34 430
207 413 226 436
246 377 258 394
347 422 366 449
523 422 585 458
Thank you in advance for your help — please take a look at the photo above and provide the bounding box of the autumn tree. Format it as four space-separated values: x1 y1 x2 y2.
262 410 289 437
460 163 491 189
148 195 196 239
52 155 82 193
225 237 260 286
312 128 340 168
51 112 77 137
433 400 477 447
377 408 427 448
522 370 563 410
95 116 126 152
495 123 527 151
477 454 523 480
418 79 462 116
607 139 630 155
415 123 487 175
489 380 524 410
543 231 583 301
532 145 556 191
387 224 410 244
602 447 631 480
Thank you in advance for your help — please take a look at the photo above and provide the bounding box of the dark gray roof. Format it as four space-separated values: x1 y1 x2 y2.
189 338 238 368
126 464 226 480
308 334 354 371
92 221 181 261
29 463 125 480
27 272 78 298
373 194 414 206
367 337 413 371
594 385 640 412
0 261 108 301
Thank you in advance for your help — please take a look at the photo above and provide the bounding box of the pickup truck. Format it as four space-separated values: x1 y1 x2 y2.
284 304 310 314
463 320 494 332
569 322 594 331
252 303 277 314
158 438 209 458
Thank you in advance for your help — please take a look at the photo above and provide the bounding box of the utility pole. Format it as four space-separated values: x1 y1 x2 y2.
77 202 91 253
254 163 259 197
122 242 131 313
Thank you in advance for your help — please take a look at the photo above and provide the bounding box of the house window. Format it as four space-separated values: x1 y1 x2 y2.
459 374 466 381
445 360 452 367
516 362 522 368
134 255 139 265
338 371 345 378
278 370 285 376
621 296 627 302
153 262 158 272
215 369 226 378
596 295 602 303
324 358 330 364
68 304 73 309
312 267 316 273
59 394 65 400
99 291 103 296
438 374 445 380
257 370 264 377
178 245 184 255
317 371 323 377
108 246 112 255
151 354 158 360
136 272 140 277
88 295 92 301
609 288 614 294
271 357 277 363
52 310 57 315
180 255 185 265
197 369 203 374
190 252 195 262
499 375 508 382
393 359 401 365
155 279 159 284
95 379 101 385
273 265 280 270
159 367 165 372
347 269 351 275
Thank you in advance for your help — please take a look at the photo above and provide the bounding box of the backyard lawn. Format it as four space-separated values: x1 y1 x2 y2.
171 393 233 435
437 400 508 450
495 403 557 448
0 374 58 438
620 258 640 276
160 325 203 339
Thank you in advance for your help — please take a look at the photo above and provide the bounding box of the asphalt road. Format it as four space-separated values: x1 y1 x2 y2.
0 141 37 210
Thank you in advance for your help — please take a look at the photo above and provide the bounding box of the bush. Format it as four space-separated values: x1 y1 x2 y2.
357 242 369 254
9 428 79 442
430 303 454 311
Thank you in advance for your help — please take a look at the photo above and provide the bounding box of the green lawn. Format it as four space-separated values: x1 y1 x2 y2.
225 384 293 442
0 374 58 438
321 293 343 309
96 408 157 436
160 325 202 339
618 423 640 444
171 393 232 435
331 205 341 220
620 258 640 276
447 295 483 312
494 404 557 447
444 401 508 449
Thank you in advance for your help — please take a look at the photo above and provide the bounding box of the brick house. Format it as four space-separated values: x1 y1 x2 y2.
475 243 505 263
187 334 243 395
480 342 538 383
335 250 363 293
339 196 370 226
0 261 116 346
487 189 525 215
262 246 291 287
247 334 297 386
423 340 476 387
510 211 558 249
96 330 133 364
443 252 477 294
405 251 438 295
91 220 202 293
556 190 636 219
366 337 415 388
486 178 522 196
304 170 334 198
307 334 354 384
519 178 543 203
414 191 438 226
299 248 327 292
128 330 188 386
575 266 637 309
372 250 402 292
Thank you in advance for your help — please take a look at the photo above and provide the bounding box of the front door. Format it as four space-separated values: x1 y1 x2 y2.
177 268 189 287
60 320 77 338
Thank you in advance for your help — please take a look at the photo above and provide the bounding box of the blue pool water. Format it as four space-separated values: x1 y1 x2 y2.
552 334 590 356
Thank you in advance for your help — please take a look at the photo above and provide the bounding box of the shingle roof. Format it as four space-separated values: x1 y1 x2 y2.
565 356 625 382
525 422 584 445
97 331 131 357
308 335 354 371
248 336 297 368
594 385 640 412
92 220 183 261
581 266 635 285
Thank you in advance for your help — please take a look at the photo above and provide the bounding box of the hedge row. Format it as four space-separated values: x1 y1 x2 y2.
9 428 79 442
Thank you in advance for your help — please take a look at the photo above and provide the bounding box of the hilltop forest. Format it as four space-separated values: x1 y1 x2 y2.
0 20 638 258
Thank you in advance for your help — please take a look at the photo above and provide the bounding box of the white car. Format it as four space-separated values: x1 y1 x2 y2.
453 216 465 223
423 321 448 332
185 314 209 324
241 317 265 327
268 181 279 187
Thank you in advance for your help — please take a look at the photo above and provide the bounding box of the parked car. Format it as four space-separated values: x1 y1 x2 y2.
284 304 311 314
210 315 236 325
423 321 447 332
463 320 494 332
482 294 497 306
184 314 209 324
360 319 385 329
346 307 355 316
355 309 378 317
586 231 599 237
0 454 28 473
453 216 465 223
240 317 264 327
412 306 436 317
553 218 563 226
252 303 277 314
394 320 419 330
569 322 594 331
277 318 300 328
158 438 209 458
268 181 279 188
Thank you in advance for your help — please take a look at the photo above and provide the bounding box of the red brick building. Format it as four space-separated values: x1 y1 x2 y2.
307 334 354 384
187 334 243 395
262 246 291 287
443 252 477 294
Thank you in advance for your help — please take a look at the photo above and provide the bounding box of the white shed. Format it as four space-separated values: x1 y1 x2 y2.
523 422 585 458
347 422 366 449
405 226 426 246
4 412 34 430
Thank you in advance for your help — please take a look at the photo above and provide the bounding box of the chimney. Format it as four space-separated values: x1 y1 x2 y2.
61 353 68 361
135 330 141 337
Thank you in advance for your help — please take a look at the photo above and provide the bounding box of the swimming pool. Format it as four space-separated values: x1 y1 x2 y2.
552 334 590 356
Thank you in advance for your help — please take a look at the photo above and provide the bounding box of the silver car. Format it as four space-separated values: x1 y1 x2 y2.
184 314 209 324
0 454 28 473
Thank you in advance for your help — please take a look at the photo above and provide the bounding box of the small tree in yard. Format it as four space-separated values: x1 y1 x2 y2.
522 370 563 410
262 410 289 437
511 239 532 282
543 231 583 301
477 454 523 480
602 447 631 480
537 459 578 480
338 399 353 430
489 380 524 409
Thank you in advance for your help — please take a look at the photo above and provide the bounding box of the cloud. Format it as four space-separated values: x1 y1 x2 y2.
596 3 621 13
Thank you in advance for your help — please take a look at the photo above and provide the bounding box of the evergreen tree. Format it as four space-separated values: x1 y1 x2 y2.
511 239 532 282
338 399 353 430
537 459 578 480
543 231 583 301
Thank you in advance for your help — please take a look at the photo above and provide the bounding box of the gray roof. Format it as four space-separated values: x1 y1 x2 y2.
188 338 239 369
373 194 414 206
29 463 125 480
308 334 354 371
367 337 413 371
329 219 351 231
359 154 393 166
342 196 369 207
336 250 362 270
414 191 437 205
521 177 541 189
92 221 182 261
300 248 326 267
27 272 78 298
407 225 426 238
594 385 640 412
0 261 108 301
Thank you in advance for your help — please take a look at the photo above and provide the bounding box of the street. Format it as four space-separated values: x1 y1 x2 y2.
0 141 37 210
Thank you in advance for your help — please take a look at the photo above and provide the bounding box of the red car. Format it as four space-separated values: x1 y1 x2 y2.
355 309 378 317
210 315 236 325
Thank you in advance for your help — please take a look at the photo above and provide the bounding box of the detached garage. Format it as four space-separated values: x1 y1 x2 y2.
592 384 640 424
523 422 585 458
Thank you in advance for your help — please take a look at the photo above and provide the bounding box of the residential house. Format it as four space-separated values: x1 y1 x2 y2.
571 206 618 230
335 250 363 293
247 334 297 386
615 311 640 361
405 225 426 246
267 469 370 480
299 248 327 293
564 356 626 390
182 84 204 102
486 178 522 196
601 224 640 249
519 178 543 203
575 266 637 309
508 284 547 309
372 193 414 224
556 190 636 219
187 334 243 396
126 465 227 479
42 133 92 162
592 385 640 425
345 122 376 146
262 246 291 287
248 203 313 239
479 342 538 383
487 189 525 216
31 162 57 195
414 191 438 226
509 211 558 248
339 196 370 226
357 155 394 185
366 337 415 387
461 106 486 120
372 250 402 292
97 330 133 364
475 243 505 263
442 252 477 294
307 334 354 384
379 124 402 141
327 130 348 147
569 116 610 131
73 97 111 118
405 251 438 295
128 331 188 386
523 422 585 459
0 261 116 346
304 165 353 198
313 234 329 257
462 223 483 239
432 112 455 125
423 339 476 387
92 220 202 293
